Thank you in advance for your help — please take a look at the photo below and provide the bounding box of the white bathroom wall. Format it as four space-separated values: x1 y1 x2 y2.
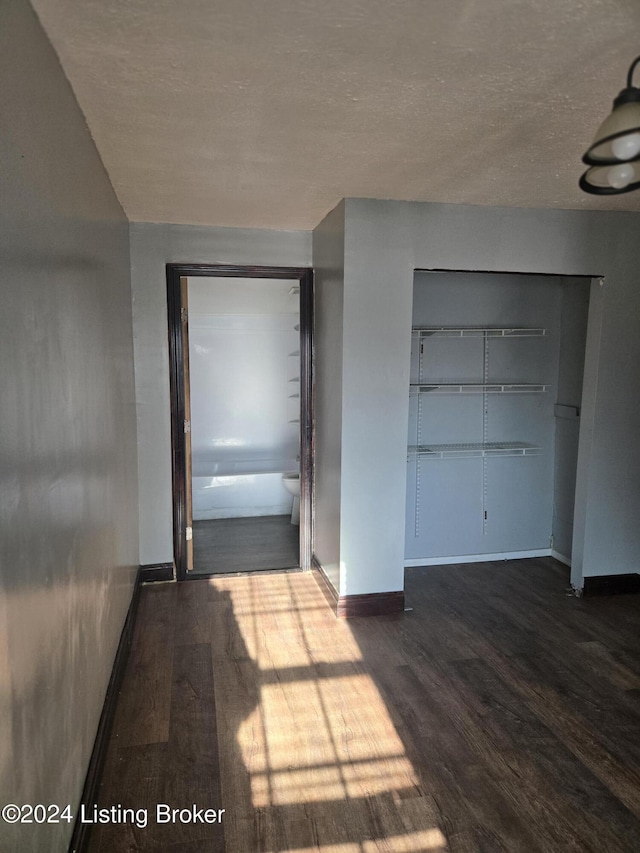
188 277 299 519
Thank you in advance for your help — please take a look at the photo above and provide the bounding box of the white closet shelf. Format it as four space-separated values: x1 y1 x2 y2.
409 382 549 394
408 442 541 459
412 326 546 338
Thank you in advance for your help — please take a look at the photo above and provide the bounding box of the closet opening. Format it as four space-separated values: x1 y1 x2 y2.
404 269 601 580
167 264 313 581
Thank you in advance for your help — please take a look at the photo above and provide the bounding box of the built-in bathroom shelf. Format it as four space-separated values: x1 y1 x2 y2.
289 322 301 431
408 441 541 460
410 382 549 394
412 326 547 338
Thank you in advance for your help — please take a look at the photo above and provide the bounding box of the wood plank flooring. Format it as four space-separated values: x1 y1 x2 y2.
192 515 299 574
89 558 640 852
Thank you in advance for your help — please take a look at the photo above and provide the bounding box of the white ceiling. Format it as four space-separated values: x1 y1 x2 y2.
32 0 640 230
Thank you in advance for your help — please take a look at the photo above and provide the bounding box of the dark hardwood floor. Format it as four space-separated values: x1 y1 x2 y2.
88 558 640 852
192 515 299 574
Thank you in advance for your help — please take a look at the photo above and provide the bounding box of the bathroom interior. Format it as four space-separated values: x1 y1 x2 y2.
187 276 301 574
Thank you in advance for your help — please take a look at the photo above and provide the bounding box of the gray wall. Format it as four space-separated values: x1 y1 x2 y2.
130 223 311 565
333 198 640 596
0 2 138 851
336 204 416 596
553 278 591 561
312 203 346 594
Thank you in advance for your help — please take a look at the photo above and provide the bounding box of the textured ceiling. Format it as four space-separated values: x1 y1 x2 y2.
32 0 640 230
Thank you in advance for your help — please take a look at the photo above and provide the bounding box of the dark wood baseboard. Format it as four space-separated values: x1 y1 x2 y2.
68 570 142 853
311 556 405 618
337 590 405 618
140 562 174 582
582 573 640 596
311 555 339 610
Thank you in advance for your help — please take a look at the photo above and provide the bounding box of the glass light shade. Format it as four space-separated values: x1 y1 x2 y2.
580 161 640 194
584 100 640 164
611 132 640 160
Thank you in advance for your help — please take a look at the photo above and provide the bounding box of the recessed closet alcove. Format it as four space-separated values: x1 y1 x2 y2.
405 270 595 568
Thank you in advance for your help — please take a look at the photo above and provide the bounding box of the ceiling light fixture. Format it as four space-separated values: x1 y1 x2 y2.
580 55 640 194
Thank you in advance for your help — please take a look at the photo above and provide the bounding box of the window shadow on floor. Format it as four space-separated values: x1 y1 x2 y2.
89 560 640 852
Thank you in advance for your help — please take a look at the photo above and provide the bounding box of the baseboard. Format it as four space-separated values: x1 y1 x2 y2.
140 562 174 582
311 557 404 618
551 549 571 567
404 548 552 567
337 590 405 619
68 569 142 853
311 555 339 611
582 573 640 596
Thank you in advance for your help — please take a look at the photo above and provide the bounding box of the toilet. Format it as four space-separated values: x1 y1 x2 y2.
282 472 300 524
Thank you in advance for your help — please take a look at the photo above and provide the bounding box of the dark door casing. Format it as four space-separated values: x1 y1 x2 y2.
166 264 314 581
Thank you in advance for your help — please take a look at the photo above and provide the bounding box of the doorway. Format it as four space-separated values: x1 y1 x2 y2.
167 264 313 581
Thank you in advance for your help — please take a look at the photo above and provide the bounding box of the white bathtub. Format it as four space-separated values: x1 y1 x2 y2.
192 457 298 520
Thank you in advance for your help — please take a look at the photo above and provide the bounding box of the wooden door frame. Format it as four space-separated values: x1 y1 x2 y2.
166 263 314 581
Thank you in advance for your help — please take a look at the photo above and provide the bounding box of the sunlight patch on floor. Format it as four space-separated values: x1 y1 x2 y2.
211 573 447 852
264 829 448 852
